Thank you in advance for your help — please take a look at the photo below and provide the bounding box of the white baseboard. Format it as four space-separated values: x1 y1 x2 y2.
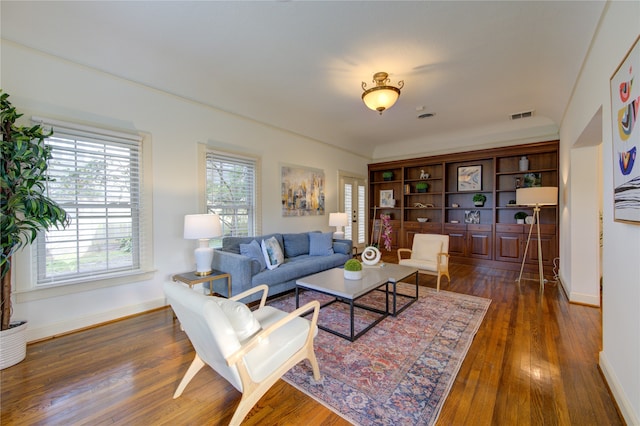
557 272 600 306
599 351 640 425
26 298 167 343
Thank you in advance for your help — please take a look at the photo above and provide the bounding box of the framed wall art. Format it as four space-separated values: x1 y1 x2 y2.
457 165 482 191
281 164 325 217
610 35 640 223
379 189 394 207
464 210 480 224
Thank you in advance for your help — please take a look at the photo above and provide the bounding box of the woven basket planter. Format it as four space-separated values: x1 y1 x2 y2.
0 321 27 370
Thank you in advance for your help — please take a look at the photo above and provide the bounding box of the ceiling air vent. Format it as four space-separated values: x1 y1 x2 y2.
510 110 535 120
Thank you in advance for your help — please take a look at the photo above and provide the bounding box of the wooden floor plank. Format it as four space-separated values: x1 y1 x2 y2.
0 260 623 425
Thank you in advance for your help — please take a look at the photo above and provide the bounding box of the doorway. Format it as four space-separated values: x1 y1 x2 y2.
339 172 367 254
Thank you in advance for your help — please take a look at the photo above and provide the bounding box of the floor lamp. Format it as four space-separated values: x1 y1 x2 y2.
515 187 558 292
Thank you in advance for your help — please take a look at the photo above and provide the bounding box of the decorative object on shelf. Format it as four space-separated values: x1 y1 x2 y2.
420 170 430 179
519 155 529 171
414 202 434 208
450 220 459 224
382 170 394 181
516 186 558 292
473 193 487 207
610 36 640 223
417 217 429 222
380 189 394 207
451 203 459 208
380 214 393 251
523 172 542 187
404 184 410 194
415 181 429 193
361 246 381 265
361 71 404 114
525 215 534 224
514 211 528 224
507 200 517 206
329 212 349 239
515 177 522 189
464 210 480 224
344 259 363 280
458 165 482 191
281 164 325 217
184 213 223 276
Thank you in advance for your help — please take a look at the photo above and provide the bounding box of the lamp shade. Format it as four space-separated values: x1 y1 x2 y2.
516 187 558 206
329 212 349 227
361 72 404 114
183 214 222 239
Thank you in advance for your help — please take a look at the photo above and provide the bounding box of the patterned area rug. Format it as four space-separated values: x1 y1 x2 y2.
267 283 491 425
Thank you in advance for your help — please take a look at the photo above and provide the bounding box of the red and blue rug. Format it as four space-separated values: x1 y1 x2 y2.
268 284 491 425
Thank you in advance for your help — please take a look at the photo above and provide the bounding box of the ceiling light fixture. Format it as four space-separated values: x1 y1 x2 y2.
361 72 404 114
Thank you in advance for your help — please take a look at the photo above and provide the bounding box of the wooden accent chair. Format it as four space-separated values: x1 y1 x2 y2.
397 233 451 291
164 282 321 426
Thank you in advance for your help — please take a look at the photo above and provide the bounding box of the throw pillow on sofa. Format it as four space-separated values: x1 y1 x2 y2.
261 236 284 270
309 232 334 256
240 239 267 271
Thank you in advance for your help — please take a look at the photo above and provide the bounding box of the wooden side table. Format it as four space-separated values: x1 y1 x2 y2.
172 270 232 298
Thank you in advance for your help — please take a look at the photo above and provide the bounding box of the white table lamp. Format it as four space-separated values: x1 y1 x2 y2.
329 212 349 239
515 187 558 292
184 213 222 276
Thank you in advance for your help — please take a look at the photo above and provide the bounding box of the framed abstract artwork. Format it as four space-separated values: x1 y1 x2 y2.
457 165 482 191
281 164 325 217
610 35 640 223
379 190 394 207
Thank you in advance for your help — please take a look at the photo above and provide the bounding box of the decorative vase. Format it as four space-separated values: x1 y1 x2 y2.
344 270 363 280
519 155 529 171
516 219 525 224
0 321 27 370
474 202 484 207
361 246 381 265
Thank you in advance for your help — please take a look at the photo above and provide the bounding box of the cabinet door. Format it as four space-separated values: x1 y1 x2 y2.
495 232 523 262
525 233 557 265
447 231 466 256
467 231 492 259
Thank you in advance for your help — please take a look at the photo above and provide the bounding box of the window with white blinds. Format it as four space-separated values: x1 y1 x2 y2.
32 118 146 286
205 151 257 243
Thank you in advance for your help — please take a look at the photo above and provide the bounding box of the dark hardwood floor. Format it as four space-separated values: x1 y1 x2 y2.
1 257 623 425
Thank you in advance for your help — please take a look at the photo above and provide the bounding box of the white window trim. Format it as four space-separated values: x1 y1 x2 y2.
198 143 262 237
13 118 155 302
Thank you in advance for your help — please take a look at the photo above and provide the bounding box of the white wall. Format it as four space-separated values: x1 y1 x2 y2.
559 1 640 424
1 40 369 342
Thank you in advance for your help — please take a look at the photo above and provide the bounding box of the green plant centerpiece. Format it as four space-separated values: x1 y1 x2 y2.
514 211 528 223
343 258 363 280
1 91 69 367
415 181 429 193
382 171 394 181
473 193 486 206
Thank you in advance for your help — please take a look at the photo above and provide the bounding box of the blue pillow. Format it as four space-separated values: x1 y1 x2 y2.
240 239 266 271
309 232 334 256
283 233 310 257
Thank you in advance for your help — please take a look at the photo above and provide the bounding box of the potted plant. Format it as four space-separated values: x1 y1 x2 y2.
473 193 486 207
415 181 429 193
343 259 363 280
1 91 69 369
514 211 528 224
382 171 394 181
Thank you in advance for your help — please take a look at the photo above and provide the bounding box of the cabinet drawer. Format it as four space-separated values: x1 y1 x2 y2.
496 224 522 233
467 224 492 232
444 223 466 232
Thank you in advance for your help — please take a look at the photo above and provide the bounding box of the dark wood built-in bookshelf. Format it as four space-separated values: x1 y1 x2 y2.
368 140 559 273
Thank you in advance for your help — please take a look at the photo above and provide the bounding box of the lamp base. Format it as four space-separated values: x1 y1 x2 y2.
333 231 345 239
194 270 212 276
194 244 214 277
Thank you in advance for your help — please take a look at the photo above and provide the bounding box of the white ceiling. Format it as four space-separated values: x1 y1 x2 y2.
1 1 605 159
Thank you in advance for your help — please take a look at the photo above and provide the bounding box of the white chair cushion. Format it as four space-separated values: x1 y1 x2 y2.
412 238 442 262
399 258 438 272
216 298 261 341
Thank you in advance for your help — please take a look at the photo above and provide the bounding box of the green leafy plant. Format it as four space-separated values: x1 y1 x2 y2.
344 259 362 271
415 181 429 192
382 171 393 180
514 211 528 220
1 91 69 330
472 193 487 203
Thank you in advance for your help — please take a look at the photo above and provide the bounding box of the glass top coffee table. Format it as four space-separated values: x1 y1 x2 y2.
295 264 419 341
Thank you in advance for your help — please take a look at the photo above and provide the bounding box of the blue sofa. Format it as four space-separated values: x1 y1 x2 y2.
210 232 352 302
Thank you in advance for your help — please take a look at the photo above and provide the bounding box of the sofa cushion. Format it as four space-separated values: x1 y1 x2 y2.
215 298 261 342
261 236 285 270
222 233 284 255
283 233 310 257
240 239 266 271
309 232 334 256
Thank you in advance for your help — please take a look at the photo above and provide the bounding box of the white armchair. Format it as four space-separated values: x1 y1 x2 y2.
397 233 451 291
164 282 321 425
